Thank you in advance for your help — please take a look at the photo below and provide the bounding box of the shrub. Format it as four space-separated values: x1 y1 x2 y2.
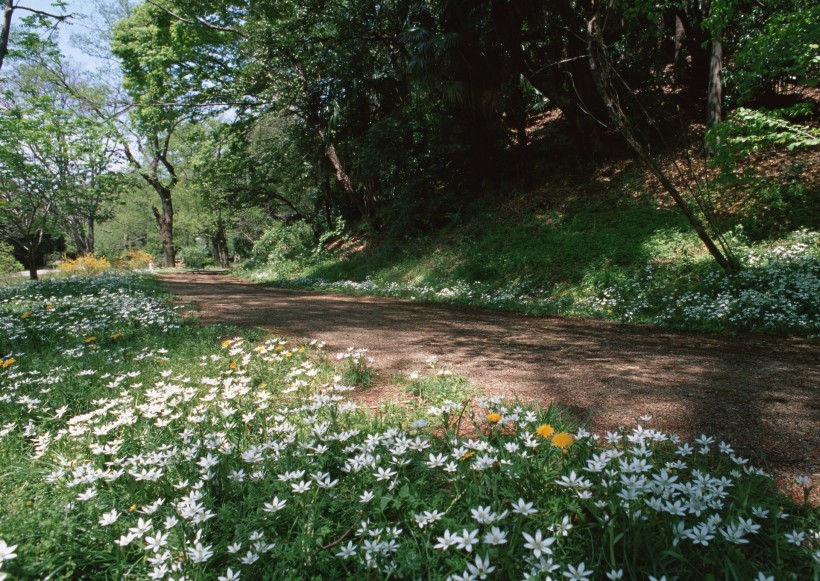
56 254 111 274
0 242 23 273
115 249 155 270
252 221 316 264
178 245 215 269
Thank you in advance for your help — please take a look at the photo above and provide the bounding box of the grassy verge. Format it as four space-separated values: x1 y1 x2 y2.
242 189 819 336
0 273 817 579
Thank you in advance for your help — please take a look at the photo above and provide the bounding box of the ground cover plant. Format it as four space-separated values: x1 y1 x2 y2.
245 224 819 337
0 273 818 580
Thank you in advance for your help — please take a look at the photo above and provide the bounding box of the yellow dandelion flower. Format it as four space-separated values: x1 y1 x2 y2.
486 412 503 423
274 345 283 352
298 347 305 353
2 358 15 368
46 305 54 310
85 336 96 343
254 346 265 353
21 310 32 319
284 352 292 358
259 383 267 389
551 432 574 450
229 361 237 370
129 504 137 512
460 451 475 461
535 424 555 439
112 333 122 340
221 339 232 347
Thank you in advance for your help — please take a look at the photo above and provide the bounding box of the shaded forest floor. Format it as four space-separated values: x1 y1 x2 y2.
161 272 819 502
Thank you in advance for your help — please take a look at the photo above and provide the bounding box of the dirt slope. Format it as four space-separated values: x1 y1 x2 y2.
161 272 819 496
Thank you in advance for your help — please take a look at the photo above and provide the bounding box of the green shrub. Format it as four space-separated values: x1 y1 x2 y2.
179 245 215 269
251 221 316 264
0 242 22 273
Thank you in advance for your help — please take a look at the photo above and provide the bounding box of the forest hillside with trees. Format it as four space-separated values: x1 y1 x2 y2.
0 0 818 334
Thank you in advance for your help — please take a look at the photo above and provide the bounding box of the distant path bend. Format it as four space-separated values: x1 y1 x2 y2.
161 272 819 490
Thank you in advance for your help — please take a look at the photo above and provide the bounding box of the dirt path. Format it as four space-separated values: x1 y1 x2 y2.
161 272 819 492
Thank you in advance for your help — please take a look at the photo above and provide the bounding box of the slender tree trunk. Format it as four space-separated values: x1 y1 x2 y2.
707 36 723 128
0 0 13 74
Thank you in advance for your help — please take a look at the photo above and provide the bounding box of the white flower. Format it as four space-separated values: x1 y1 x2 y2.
785 530 806 546
0 540 17 562
239 550 259 565
482 526 508 546
511 498 538 516
563 562 594 580
359 490 375 503
291 480 311 494
98 509 120 527
335 541 357 559
373 466 397 481
186 541 214 563
434 530 458 550
144 530 170 552
470 505 507 524
262 496 287 513
606 569 623 580
218 568 241 581
466 554 495 579
128 517 153 538
522 530 555 558
77 488 97 501
454 529 480 552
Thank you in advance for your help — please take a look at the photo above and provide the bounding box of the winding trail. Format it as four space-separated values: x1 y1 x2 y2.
161 272 819 490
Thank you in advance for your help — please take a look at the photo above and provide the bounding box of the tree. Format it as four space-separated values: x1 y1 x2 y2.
1 0 70 73
0 94 60 278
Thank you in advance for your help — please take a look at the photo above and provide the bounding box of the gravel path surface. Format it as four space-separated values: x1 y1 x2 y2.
161 272 819 496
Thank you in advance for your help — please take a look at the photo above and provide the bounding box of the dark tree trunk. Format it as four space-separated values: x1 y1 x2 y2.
706 38 722 128
27 246 38 280
152 192 175 268
0 0 12 74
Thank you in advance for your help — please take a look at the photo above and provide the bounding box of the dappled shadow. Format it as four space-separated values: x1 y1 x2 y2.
162 273 819 483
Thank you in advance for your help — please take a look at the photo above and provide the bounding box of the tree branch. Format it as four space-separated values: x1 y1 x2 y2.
145 0 247 38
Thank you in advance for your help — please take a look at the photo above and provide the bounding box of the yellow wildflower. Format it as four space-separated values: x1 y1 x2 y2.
460 451 475 461
21 310 32 319
551 432 574 450
229 361 237 370
85 336 96 343
221 339 232 347
486 412 503 424
535 424 555 439
112 332 122 340
46 305 54 310
2 358 15 368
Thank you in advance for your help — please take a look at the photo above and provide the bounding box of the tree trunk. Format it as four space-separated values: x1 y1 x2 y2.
707 36 723 129
152 193 175 268
0 0 13 74
27 246 38 280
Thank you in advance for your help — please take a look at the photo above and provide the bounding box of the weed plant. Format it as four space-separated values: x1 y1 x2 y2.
0 273 817 579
